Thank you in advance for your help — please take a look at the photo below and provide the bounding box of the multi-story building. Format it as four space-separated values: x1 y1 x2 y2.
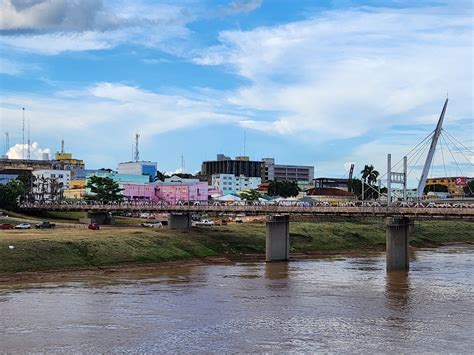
118 161 157 181
314 177 350 191
85 171 150 196
425 176 472 196
262 158 314 183
211 174 261 194
122 176 209 204
201 155 263 178
54 152 85 178
32 169 71 201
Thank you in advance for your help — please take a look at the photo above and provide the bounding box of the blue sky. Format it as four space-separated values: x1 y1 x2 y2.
0 0 472 186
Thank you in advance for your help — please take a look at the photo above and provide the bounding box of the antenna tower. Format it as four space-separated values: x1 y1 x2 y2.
27 108 31 160
61 138 65 153
134 132 140 161
22 108 25 160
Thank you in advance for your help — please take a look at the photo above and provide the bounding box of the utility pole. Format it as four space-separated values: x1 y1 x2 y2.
22 108 25 160
134 132 140 161
27 108 31 160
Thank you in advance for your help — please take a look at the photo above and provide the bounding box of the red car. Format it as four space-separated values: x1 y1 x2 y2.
0 223 15 230
88 223 100 230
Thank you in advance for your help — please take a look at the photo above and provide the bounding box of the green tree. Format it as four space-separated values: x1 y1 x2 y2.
155 170 168 182
239 189 261 201
360 165 380 186
463 180 474 196
348 178 362 195
267 180 300 198
86 176 123 203
0 179 25 211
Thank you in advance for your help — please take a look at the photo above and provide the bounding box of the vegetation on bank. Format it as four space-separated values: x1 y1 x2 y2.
0 220 472 275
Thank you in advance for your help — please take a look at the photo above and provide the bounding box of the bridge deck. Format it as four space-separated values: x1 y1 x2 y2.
20 204 474 220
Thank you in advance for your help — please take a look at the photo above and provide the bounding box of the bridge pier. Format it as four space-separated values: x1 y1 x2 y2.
266 215 290 262
169 213 192 229
386 216 412 271
80 212 115 225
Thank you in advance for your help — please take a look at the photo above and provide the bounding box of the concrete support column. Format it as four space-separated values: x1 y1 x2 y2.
80 212 115 225
169 213 192 229
266 215 290 262
386 216 412 271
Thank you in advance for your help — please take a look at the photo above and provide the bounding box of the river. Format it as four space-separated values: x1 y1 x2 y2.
1 244 472 353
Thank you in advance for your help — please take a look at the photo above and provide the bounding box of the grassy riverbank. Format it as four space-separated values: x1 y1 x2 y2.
0 220 473 275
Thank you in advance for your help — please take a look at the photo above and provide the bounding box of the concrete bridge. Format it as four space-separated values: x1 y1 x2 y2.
19 203 474 272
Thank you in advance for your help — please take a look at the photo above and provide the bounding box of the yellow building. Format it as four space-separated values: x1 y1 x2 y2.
55 152 85 170
70 179 86 189
63 188 86 200
425 177 469 196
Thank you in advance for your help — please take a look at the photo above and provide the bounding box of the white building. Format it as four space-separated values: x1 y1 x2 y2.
211 174 261 194
117 161 157 180
32 169 71 201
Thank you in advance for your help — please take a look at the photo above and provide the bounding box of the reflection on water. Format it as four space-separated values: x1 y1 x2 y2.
385 271 411 309
0 244 472 353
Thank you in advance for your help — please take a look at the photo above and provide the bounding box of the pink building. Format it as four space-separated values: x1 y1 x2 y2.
122 183 156 201
122 176 209 204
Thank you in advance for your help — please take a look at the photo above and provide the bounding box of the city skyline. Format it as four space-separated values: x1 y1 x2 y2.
0 0 472 184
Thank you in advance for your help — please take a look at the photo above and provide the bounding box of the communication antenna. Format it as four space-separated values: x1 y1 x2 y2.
22 108 25 160
181 154 185 174
61 138 65 153
27 108 31 160
134 132 140 161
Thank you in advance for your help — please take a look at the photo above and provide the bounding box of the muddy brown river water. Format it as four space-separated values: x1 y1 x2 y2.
0 244 473 353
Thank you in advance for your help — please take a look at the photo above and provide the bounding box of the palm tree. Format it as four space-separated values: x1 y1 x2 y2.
360 165 379 186
360 165 380 201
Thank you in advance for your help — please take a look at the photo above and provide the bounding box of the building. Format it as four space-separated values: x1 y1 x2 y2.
85 172 150 197
425 176 472 196
211 174 261 194
32 169 71 201
55 152 85 178
262 158 314 183
314 177 350 191
121 176 209 204
155 177 208 204
118 161 157 181
201 155 263 178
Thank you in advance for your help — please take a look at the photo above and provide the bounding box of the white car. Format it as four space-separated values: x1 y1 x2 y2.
195 219 215 226
141 222 163 228
14 223 31 229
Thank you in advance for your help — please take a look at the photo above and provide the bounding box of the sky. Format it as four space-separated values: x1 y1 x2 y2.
0 0 472 186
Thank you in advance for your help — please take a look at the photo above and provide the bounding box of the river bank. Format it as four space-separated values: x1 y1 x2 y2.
0 220 473 281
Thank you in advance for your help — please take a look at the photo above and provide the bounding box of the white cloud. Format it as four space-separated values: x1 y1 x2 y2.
0 82 243 148
0 57 22 75
0 0 193 54
7 142 50 159
218 0 263 16
193 4 473 141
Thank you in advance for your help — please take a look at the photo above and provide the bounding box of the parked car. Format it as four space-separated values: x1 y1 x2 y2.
35 221 56 229
0 223 14 230
14 223 31 229
88 223 100 230
194 219 215 226
141 222 163 228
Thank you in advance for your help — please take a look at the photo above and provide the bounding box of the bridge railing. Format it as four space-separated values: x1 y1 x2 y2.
18 202 474 218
